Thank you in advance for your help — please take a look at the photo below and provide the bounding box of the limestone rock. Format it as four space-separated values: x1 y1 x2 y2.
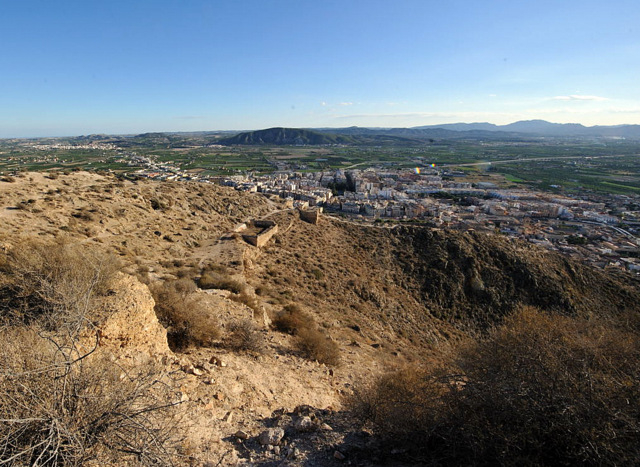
89 274 170 363
234 430 250 440
258 428 285 446
293 416 315 433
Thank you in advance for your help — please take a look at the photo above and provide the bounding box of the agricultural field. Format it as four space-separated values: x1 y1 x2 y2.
490 154 640 195
2 134 640 195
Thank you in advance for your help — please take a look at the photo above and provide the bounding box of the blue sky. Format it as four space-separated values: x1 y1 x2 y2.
1 0 639 137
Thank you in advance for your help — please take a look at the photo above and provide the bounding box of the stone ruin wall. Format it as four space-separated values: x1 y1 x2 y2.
299 208 322 224
242 220 278 248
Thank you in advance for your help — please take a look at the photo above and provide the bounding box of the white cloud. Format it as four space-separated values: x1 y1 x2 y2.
611 107 640 114
334 111 522 123
552 95 609 101
339 102 353 106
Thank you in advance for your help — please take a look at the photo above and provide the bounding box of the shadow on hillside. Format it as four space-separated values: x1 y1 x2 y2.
221 405 402 466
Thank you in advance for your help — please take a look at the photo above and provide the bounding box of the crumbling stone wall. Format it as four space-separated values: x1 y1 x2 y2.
243 220 278 247
299 208 322 224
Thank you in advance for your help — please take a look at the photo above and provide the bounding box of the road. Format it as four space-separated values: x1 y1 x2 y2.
344 153 622 170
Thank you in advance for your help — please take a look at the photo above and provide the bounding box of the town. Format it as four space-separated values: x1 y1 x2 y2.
3 133 640 276
128 155 640 276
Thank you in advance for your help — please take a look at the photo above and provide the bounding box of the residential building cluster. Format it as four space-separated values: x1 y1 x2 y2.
218 168 640 275
56 148 640 277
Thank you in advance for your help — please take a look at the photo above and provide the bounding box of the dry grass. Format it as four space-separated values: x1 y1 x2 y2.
229 290 261 313
271 303 311 335
0 237 120 329
0 326 182 465
198 272 245 294
271 303 341 365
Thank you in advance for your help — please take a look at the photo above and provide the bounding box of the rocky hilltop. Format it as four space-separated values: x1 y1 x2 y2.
1 172 639 465
217 127 354 146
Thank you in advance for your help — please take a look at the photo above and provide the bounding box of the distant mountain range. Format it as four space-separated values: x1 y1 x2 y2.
216 127 425 146
67 120 639 148
414 120 640 138
214 121 640 146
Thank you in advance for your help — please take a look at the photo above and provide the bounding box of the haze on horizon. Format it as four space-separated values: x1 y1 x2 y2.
1 0 639 138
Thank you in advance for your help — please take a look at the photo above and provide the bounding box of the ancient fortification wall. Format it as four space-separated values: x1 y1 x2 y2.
242 220 278 247
299 207 322 224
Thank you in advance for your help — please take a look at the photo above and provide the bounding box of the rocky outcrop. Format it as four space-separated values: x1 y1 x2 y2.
90 273 170 364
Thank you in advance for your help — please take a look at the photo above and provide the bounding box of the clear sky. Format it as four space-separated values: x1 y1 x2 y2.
1 0 639 137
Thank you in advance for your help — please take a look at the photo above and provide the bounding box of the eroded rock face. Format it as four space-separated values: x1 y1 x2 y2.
90 273 171 364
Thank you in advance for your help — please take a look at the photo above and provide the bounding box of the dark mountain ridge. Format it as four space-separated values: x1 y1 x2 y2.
416 119 640 138
217 127 355 145
217 120 640 146
55 120 640 147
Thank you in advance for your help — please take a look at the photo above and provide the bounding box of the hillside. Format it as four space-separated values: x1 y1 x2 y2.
1 172 639 465
216 127 426 146
252 212 639 348
217 127 355 146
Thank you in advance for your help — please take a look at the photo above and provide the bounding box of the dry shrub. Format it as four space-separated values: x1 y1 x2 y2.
229 290 260 313
71 207 95 221
349 365 447 439
296 327 340 366
15 199 36 211
176 267 196 279
0 241 180 465
350 306 640 465
226 318 265 354
149 197 171 211
151 279 220 351
197 272 244 294
0 238 120 329
271 303 340 365
0 326 182 465
202 263 228 275
272 303 311 335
